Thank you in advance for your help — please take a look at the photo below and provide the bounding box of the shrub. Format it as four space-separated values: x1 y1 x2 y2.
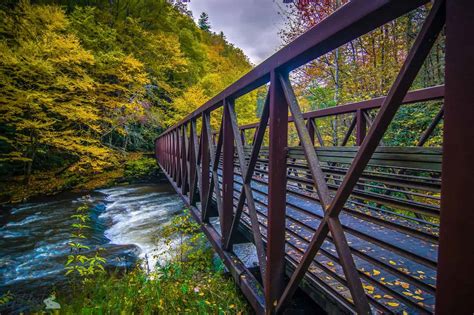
124 157 159 179
58 211 250 314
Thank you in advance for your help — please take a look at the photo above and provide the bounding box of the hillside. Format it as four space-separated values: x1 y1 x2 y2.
0 0 257 202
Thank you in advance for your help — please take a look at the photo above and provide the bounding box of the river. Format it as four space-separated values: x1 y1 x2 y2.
0 182 184 313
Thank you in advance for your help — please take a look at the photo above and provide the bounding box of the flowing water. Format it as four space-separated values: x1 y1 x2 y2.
0 182 184 313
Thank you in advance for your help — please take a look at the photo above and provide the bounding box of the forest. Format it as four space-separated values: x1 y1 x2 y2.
0 0 256 203
278 0 444 148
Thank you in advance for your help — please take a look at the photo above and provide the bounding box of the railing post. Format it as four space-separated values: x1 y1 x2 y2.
222 100 235 242
265 70 288 313
240 129 246 146
181 124 187 193
167 134 170 173
174 129 179 183
169 133 172 173
306 118 315 145
200 113 210 221
355 109 366 146
188 120 197 204
436 0 474 313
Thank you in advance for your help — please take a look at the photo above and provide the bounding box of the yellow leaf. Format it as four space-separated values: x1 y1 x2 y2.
389 260 397 265
327 261 334 267
387 302 399 307
373 295 382 299
403 291 413 296
400 282 410 289
373 269 380 276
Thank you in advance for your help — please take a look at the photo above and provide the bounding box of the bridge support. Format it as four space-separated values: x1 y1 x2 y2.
436 0 474 314
265 70 288 313
154 0 470 313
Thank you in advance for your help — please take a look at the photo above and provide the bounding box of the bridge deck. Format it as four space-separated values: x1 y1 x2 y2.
159 143 441 314
225 173 436 313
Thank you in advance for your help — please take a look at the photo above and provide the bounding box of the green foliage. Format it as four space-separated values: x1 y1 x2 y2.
124 157 159 179
0 292 13 306
0 0 255 202
58 210 249 313
65 203 106 284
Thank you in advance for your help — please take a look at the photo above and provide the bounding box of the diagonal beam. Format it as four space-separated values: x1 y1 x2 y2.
327 0 445 220
279 74 332 208
313 119 325 146
181 124 188 194
224 99 268 280
225 93 270 251
200 114 211 220
418 105 444 146
202 113 224 223
176 128 183 187
189 120 199 205
222 100 235 242
185 124 193 198
276 1 445 312
341 114 357 146
362 111 385 146
279 73 370 314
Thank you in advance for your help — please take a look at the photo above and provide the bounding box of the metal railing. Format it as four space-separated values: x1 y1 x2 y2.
155 0 474 313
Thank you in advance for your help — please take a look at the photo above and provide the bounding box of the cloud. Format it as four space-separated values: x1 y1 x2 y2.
188 0 285 65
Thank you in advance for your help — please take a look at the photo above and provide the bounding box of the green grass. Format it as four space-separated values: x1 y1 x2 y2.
57 211 250 314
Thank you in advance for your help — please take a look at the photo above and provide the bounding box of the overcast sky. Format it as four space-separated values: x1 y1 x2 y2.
188 0 285 65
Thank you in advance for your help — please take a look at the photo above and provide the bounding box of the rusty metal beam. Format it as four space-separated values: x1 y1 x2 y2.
222 100 235 242
159 0 429 137
265 70 288 313
224 99 267 278
436 0 474 313
279 73 370 314
356 109 366 146
240 85 444 131
225 93 270 254
275 0 445 312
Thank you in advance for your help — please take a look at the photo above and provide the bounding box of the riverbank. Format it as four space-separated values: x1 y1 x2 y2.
56 211 250 314
0 193 250 313
0 153 159 205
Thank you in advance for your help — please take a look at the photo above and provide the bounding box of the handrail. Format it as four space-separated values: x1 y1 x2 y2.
159 0 429 137
239 85 444 130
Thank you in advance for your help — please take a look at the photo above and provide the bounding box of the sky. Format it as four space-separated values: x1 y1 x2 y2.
187 0 286 65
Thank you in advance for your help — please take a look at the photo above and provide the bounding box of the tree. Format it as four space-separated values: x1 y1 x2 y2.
0 1 111 181
0 0 257 199
278 1 444 146
198 12 211 31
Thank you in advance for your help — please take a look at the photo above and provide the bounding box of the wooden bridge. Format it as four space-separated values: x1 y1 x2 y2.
155 0 473 313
